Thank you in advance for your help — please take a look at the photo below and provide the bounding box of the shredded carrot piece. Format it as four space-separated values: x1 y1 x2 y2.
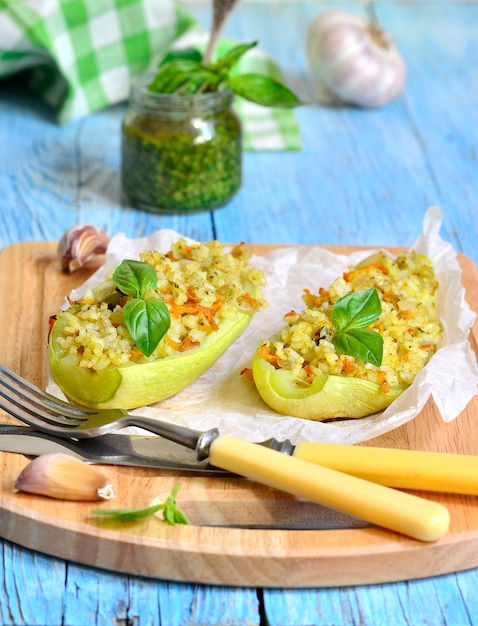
343 263 388 282
383 291 398 308
186 287 200 303
240 367 254 382
182 246 195 256
165 251 177 261
302 363 315 382
231 242 247 259
170 304 218 330
398 309 415 321
129 348 144 359
302 288 323 308
211 300 223 313
420 343 436 352
377 370 390 393
284 310 297 318
342 359 358 373
257 344 280 368
179 336 200 352
48 315 57 341
238 293 260 310
164 335 181 351
399 353 409 362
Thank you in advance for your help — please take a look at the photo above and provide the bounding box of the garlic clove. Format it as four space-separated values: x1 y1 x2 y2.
58 225 110 273
306 10 406 108
15 453 116 501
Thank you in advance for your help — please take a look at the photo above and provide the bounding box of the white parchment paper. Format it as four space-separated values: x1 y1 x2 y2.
51 207 478 444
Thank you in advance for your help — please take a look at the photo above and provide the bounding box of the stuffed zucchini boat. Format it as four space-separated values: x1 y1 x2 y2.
49 238 266 409
252 249 442 421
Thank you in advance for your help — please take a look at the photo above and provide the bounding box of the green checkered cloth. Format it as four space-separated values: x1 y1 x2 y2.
0 0 301 150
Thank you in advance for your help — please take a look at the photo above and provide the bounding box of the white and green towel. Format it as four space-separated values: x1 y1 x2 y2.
0 0 301 150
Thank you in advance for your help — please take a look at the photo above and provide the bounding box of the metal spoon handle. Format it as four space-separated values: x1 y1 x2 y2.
203 0 241 64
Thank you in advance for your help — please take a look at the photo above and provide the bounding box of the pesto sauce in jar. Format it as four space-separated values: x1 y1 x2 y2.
121 73 242 213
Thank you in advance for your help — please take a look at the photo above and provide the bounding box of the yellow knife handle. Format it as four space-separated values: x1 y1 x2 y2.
208 435 449 542
294 441 478 495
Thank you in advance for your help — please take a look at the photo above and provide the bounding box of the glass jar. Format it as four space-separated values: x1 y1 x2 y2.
121 72 242 213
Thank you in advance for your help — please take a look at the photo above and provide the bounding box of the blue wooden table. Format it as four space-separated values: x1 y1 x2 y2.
1 1 478 624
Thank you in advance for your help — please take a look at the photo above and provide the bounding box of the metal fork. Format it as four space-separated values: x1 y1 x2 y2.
0 363 247 459
0 363 452 542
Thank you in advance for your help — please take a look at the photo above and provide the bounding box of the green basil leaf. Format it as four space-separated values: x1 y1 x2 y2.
180 68 223 94
91 503 164 521
225 73 303 108
331 288 382 333
148 59 203 93
160 47 202 66
91 483 188 525
333 329 384 367
208 41 257 73
161 483 189 525
123 297 171 357
113 260 157 299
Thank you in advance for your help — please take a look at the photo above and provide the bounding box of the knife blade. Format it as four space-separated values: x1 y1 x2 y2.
0 424 230 474
0 425 459 539
0 425 370 530
1 425 477 495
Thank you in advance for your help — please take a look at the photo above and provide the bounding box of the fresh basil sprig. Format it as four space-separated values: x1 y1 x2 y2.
149 42 302 108
92 483 188 525
330 288 384 367
113 259 170 358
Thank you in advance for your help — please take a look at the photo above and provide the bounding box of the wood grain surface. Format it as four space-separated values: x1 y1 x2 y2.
1 1 478 623
0 241 477 588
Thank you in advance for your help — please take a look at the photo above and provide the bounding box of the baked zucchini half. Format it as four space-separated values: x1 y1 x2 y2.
48 239 265 410
49 306 255 409
251 250 441 421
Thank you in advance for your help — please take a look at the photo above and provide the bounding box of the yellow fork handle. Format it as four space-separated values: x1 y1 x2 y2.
209 436 449 542
294 441 478 495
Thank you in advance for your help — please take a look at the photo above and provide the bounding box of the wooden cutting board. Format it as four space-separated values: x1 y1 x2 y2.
0 241 477 588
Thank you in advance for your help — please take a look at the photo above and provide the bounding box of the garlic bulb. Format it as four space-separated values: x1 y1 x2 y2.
306 10 406 107
58 225 110 273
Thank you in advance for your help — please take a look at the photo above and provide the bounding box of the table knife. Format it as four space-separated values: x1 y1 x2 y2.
0 425 371 530
1 425 476 495
0 424 449 541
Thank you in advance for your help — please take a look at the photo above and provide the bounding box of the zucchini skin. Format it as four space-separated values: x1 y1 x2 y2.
251 355 404 421
49 309 253 410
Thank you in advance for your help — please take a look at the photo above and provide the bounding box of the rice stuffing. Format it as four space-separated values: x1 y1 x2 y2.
256 250 442 393
55 239 266 371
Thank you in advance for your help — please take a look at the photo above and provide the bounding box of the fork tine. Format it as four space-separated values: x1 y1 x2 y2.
0 387 79 429
0 364 92 419
0 365 88 428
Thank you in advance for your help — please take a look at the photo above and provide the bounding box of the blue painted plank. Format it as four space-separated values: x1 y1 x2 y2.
155 582 260 626
1 0 476 264
262 573 478 626
375 2 478 259
185 1 478 263
188 0 445 246
63 566 259 626
0 541 65 626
